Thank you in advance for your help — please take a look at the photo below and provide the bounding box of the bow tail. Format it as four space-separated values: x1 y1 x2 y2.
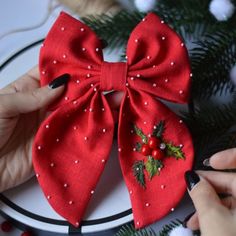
32 90 114 227
118 89 194 229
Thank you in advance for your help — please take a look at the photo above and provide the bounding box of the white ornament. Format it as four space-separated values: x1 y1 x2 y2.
230 64 236 85
135 0 156 12
209 0 235 21
169 225 193 236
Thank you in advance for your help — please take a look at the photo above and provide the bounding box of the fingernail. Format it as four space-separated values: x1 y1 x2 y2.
203 158 211 167
100 39 108 49
185 171 200 191
182 211 195 228
48 74 70 89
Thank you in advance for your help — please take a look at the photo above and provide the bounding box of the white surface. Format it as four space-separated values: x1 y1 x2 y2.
0 1 194 235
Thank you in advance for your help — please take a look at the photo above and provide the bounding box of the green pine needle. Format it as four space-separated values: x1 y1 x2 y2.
134 125 148 144
132 161 146 188
152 121 165 138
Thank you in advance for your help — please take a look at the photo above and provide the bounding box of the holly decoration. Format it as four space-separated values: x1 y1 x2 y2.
132 120 185 188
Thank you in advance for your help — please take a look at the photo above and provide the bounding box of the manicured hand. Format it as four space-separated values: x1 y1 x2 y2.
184 148 236 236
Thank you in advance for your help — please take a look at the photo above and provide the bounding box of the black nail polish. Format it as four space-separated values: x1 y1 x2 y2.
48 74 70 89
185 171 200 191
182 211 195 228
203 158 211 167
100 39 108 49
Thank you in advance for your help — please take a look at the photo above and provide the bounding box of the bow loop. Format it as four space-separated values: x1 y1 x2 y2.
101 62 127 91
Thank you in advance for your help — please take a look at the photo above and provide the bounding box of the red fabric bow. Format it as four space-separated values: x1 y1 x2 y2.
33 12 194 229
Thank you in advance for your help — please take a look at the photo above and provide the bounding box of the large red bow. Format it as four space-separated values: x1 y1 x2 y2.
33 12 194 229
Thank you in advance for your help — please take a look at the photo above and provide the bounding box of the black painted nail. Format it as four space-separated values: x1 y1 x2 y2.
48 74 70 89
203 158 211 167
182 211 195 228
100 39 108 49
185 171 200 191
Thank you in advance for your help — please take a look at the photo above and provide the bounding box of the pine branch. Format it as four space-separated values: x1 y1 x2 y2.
152 121 165 138
190 30 236 99
132 161 146 188
159 219 182 236
134 125 148 143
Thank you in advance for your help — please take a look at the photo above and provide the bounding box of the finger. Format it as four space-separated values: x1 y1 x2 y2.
197 170 236 197
0 74 69 118
106 91 124 109
221 196 236 210
183 212 199 231
203 148 236 170
185 171 232 235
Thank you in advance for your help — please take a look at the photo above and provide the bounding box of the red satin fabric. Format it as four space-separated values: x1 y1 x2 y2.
33 12 194 229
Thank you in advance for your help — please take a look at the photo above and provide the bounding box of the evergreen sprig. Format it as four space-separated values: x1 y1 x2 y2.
152 121 165 138
134 125 148 143
145 156 163 179
165 143 185 160
132 161 146 188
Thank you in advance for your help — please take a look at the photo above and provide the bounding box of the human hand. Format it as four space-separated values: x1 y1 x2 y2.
184 148 236 236
0 66 124 192
0 66 69 192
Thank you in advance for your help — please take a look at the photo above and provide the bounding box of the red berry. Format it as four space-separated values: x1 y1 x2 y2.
1 221 12 232
21 231 33 236
148 137 161 149
141 144 152 156
152 149 164 160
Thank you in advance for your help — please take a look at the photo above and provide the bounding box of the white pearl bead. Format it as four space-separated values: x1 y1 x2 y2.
153 125 157 129
153 83 157 87
41 70 46 75
95 48 99 52
45 125 50 129
62 54 67 59
61 27 65 31
129 190 133 194
75 222 79 226
89 108 93 112
179 90 184 94
76 80 80 84
170 61 175 66
130 130 134 134
93 88 97 92
88 65 92 69
136 221 140 226
145 203 150 207
82 47 86 51
179 119 183 123
36 173 40 178
147 56 151 60
101 159 105 163
64 96 69 100
91 190 95 194
47 195 51 199
181 42 184 47
102 128 106 133
126 83 129 87
142 18 146 21
144 101 148 106
84 136 88 141
153 65 156 68
135 39 139 43
102 108 105 112
73 101 78 105
179 144 183 148
86 74 91 78
171 208 175 212
75 160 79 164
165 79 169 83
56 138 60 142
133 148 136 152
50 163 55 167
84 109 87 112
37 145 42 150
64 183 68 188
73 126 77 130
136 74 141 78
80 27 85 32
118 148 122 152
190 73 193 77
161 184 165 189
143 121 147 125
162 36 166 40
69 201 73 205
53 60 57 64
130 77 135 81
161 20 165 24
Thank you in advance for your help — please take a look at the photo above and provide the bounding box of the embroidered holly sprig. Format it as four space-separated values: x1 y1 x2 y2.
132 120 185 188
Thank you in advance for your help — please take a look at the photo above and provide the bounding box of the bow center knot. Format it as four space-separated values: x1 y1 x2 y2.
100 61 127 91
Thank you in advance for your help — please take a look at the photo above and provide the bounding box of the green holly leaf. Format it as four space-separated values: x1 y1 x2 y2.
152 120 165 138
135 142 142 152
134 125 148 143
165 142 185 160
132 160 146 188
145 156 163 179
